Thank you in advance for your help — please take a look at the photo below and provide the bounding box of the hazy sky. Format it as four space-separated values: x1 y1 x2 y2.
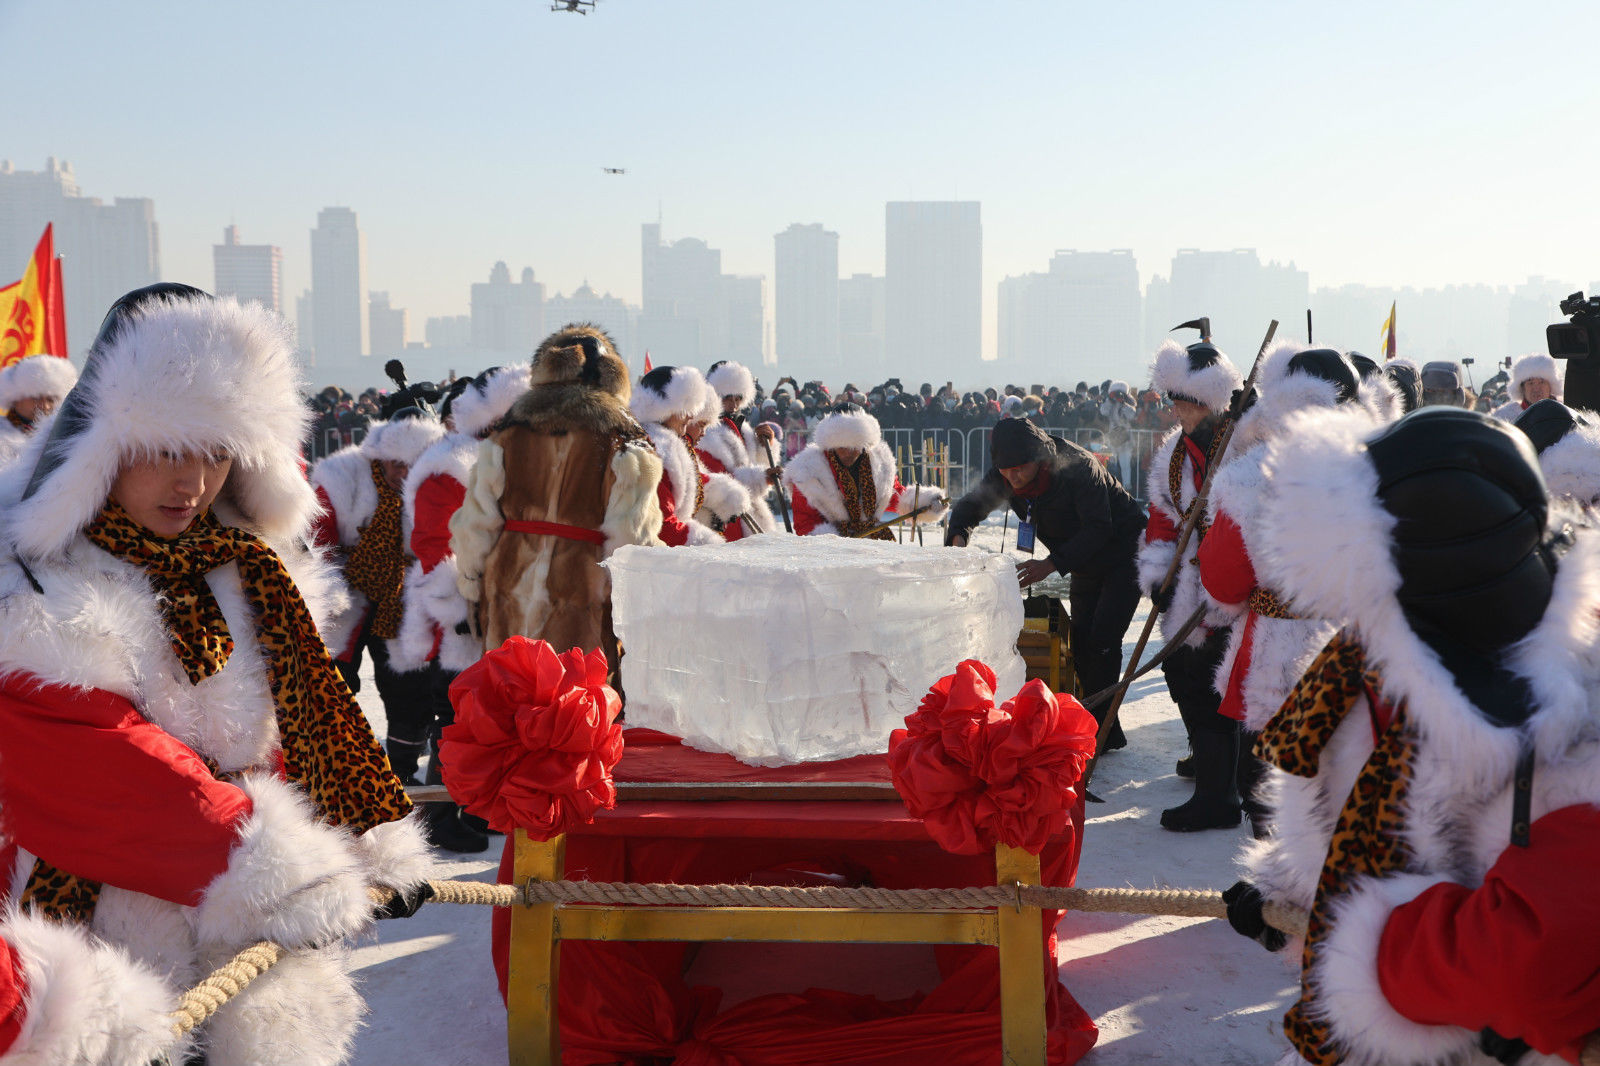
8 0 1599 360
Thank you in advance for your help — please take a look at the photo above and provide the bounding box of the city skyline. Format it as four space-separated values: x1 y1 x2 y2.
6 0 1597 373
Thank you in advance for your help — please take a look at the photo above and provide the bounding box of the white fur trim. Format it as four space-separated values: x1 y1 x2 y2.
310 447 379 548
197 943 361 1066
700 421 752 473
7 296 316 562
1310 872 1477 1066
1148 340 1241 412
891 483 948 525
1358 374 1404 424
697 471 751 524
0 354 77 410
0 422 24 473
360 414 445 467
351 812 436 893
811 408 882 452
451 364 530 439
696 383 721 425
401 435 477 517
1537 415 1600 505
1491 399 1525 422
191 775 371 951
781 441 898 528
1258 405 1600 788
0 909 178 1066
601 440 665 557
1511 352 1562 402
707 361 755 403
1229 340 1357 454
643 423 698 521
387 559 437 673
630 366 707 425
450 439 506 603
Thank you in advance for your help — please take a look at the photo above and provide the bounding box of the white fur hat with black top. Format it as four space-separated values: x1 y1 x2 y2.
0 353 78 411
1149 339 1242 413
630 365 707 426
811 401 882 452
707 360 755 404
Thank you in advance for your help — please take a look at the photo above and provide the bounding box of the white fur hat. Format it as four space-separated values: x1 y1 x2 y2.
7 284 317 560
452 364 530 439
0 354 78 410
695 382 721 425
1511 352 1562 401
707 360 755 403
630 365 707 425
1148 339 1241 413
812 402 882 452
361 410 445 466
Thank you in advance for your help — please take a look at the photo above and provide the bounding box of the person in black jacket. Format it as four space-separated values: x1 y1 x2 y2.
946 417 1145 749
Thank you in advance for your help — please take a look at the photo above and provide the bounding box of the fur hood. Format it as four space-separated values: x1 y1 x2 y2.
1511 352 1562 402
631 366 707 426
360 412 444 466
1258 405 1600 782
529 323 630 400
707 360 755 403
0 353 78 410
1536 413 1600 505
1148 340 1241 413
5 290 314 562
811 406 882 452
452 364 530 439
1230 341 1359 453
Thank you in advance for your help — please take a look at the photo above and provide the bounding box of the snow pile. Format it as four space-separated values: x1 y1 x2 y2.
608 535 1026 764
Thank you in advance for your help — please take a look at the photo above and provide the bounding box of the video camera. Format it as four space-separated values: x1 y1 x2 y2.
1547 291 1600 411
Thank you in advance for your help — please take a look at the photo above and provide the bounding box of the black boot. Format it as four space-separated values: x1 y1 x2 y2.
1175 747 1195 779
423 804 489 854
385 736 425 786
1238 731 1273 840
1160 731 1241 831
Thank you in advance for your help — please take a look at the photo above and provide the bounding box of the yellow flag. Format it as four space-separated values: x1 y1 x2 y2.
0 224 67 371
1379 301 1396 361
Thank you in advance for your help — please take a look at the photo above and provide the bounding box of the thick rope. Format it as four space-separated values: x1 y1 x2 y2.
171 878 1309 1034
169 940 283 1037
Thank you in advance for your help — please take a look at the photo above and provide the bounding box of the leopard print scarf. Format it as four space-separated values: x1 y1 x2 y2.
681 434 706 517
5 410 30 432
827 450 892 540
1166 427 1226 539
27 501 414 924
345 460 406 639
1257 633 1419 1064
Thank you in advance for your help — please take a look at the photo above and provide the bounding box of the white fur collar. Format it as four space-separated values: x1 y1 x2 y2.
402 433 478 527
781 442 897 525
642 422 700 518
310 449 379 548
699 420 752 473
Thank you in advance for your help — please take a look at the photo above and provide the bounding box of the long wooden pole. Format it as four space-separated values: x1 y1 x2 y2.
1079 320 1278 792
763 439 793 533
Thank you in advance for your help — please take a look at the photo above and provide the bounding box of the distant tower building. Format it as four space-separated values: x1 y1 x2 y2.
997 272 1052 368
0 157 160 356
368 291 408 357
545 282 640 371
470 262 544 354
885 201 981 385
212 225 282 312
310 207 368 363
838 273 886 373
723 275 768 367
296 289 315 364
639 222 723 364
1168 249 1308 362
774 223 839 373
424 315 472 350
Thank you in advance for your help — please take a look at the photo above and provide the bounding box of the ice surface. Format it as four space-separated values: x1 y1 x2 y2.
608 535 1026 765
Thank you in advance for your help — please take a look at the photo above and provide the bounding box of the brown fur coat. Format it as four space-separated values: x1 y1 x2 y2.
449 325 662 670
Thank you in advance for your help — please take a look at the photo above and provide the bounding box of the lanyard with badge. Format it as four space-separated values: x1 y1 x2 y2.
1016 498 1036 554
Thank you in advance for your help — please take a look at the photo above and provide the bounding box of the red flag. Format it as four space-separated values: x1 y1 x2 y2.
0 224 68 369
642 349 653 374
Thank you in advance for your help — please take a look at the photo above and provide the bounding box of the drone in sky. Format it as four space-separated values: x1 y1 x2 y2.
602 167 626 175
551 0 597 13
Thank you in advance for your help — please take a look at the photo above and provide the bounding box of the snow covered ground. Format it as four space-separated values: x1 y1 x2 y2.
346 526 1299 1065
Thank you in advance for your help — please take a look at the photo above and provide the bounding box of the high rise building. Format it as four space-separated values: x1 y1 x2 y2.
773 223 839 375
368 291 408 357
838 273 886 373
639 222 766 367
1167 249 1308 363
470 262 543 355
545 283 640 373
997 250 1141 386
424 315 472 350
212 225 282 312
0 157 159 355
310 206 367 365
885 201 981 386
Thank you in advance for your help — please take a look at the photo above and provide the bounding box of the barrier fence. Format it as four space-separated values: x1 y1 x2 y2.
883 426 1165 503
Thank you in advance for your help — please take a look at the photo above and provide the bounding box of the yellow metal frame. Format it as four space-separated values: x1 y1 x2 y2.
506 828 1048 1066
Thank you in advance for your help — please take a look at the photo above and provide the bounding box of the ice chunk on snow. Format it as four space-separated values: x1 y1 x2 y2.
608 535 1026 765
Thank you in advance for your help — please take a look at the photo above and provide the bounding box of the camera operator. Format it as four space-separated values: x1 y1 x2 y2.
945 417 1146 749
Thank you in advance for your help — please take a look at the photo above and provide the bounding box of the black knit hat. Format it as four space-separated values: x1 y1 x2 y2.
991 417 1055 469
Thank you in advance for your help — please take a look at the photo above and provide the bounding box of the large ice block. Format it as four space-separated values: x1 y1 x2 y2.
608 536 1026 765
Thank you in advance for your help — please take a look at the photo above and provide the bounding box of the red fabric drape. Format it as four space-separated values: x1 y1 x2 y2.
489 732 1097 1065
